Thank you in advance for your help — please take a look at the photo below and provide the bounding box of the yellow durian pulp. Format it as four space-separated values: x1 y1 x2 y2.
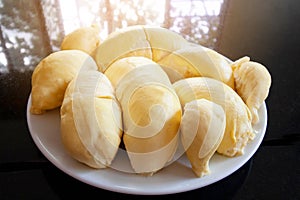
30 50 97 114
232 57 272 124
107 56 181 175
173 77 254 157
61 24 101 55
181 99 226 177
60 70 122 168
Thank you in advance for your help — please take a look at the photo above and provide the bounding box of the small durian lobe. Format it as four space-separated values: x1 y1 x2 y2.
93 25 152 72
61 24 101 55
60 70 122 168
110 56 182 175
173 77 254 157
30 50 97 114
180 99 226 177
232 57 272 124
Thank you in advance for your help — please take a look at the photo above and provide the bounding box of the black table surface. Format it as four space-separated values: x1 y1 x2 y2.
0 0 299 199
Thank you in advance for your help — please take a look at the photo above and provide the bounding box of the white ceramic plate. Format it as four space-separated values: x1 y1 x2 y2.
26 95 267 195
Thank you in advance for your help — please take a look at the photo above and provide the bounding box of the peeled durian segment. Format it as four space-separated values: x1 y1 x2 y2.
112 57 181 175
122 84 181 175
93 25 189 74
205 48 235 88
104 56 157 88
30 50 97 114
158 45 234 86
61 24 101 55
93 25 152 72
115 63 173 103
143 25 188 62
156 46 202 83
173 77 254 157
60 70 122 168
232 57 272 124
115 63 174 140
231 56 250 69
181 99 226 177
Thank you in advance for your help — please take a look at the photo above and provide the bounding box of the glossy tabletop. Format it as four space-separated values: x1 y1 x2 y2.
0 0 299 199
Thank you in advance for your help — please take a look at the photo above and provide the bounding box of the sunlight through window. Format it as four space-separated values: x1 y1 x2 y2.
58 0 224 48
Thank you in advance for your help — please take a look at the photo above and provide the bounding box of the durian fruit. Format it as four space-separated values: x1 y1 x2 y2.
92 25 189 73
92 25 153 72
180 99 226 177
107 56 181 175
205 48 235 88
143 25 188 62
61 24 101 55
232 57 272 124
93 25 235 87
173 77 254 157
60 70 122 168
30 50 97 114
157 45 235 87
104 56 156 87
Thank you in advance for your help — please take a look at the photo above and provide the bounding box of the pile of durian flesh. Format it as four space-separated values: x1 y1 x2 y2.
30 25 271 177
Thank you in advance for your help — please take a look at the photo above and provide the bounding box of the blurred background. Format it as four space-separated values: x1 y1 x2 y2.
0 0 226 118
0 0 225 70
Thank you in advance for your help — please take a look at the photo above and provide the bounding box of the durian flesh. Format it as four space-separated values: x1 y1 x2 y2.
173 77 254 157
158 45 235 86
232 57 272 124
104 56 158 88
93 25 235 88
92 25 152 72
60 70 122 168
181 99 226 177
60 24 101 55
106 56 182 175
30 50 97 114
30 25 272 177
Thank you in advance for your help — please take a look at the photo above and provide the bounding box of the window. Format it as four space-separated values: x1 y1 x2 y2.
0 0 227 118
0 0 226 73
